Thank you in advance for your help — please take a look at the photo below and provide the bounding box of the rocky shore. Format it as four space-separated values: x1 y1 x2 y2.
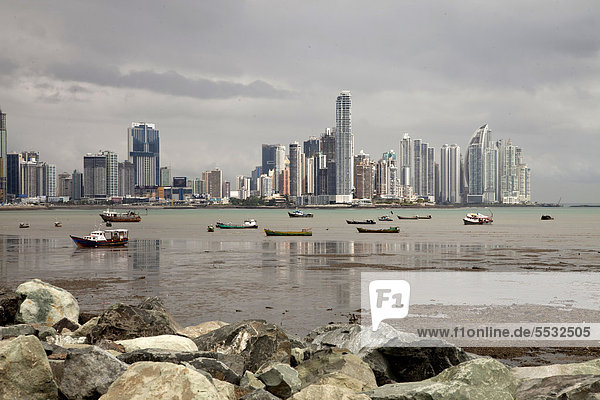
2 279 600 399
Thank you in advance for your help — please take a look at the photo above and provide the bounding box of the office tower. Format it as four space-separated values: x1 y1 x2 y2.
440 144 461 204
465 124 499 204
289 142 301 197
398 133 413 187
335 91 353 201
202 169 222 199
72 170 83 201
128 122 159 187
320 128 336 196
261 144 285 192
118 160 135 197
160 166 171 187
354 151 373 200
250 166 261 192
57 172 72 198
0 109 6 202
7 152 20 199
303 136 320 158
314 153 328 196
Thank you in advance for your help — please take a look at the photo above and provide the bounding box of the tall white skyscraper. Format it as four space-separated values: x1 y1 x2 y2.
440 144 461 203
466 124 498 203
335 91 354 202
399 133 413 187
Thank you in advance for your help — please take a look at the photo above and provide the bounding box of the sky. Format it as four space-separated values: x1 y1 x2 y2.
1 1 599 203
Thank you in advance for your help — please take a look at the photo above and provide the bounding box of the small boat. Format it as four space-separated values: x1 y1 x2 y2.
541 215 554 220
416 215 432 220
346 219 376 224
288 210 314 218
70 229 129 247
463 210 493 225
207 225 215 232
105 222 112 227
19 223 30 228
99 209 141 223
357 226 399 233
264 228 312 236
397 216 419 220
216 219 258 229
378 215 393 221
54 221 62 227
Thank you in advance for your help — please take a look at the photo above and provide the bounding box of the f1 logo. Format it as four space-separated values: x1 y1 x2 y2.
369 280 411 331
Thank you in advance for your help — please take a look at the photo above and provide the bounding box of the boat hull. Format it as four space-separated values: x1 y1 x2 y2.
70 235 128 248
216 223 258 229
397 216 419 220
463 219 492 225
264 229 312 236
99 215 141 222
357 227 399 233
288 212 313 218
346 220 376 224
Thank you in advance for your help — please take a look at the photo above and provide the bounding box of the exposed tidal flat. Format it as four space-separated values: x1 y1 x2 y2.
0 206 599 339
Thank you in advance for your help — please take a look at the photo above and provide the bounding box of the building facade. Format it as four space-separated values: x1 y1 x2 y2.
118 160 135 197
128 122 160 187
288 142 301 198
440 144 461 204
335 91 353 202
0 109 6 202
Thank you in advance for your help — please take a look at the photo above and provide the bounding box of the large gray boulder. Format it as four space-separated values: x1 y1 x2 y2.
512 358 600 380
0 285 20 325
295 348 377 392
178 320 229 338
193 319 292 373
188 356 241 385
290 384 371 400
257 362 302 398
240 388 281 399
365 358 517 400
0 335 59 400
515 374 600 399
98 361 221 399
88 298 179 343
58 346 128 399
15 279 79 326
0 323 36 339
307 323 469 384
115 334 198 352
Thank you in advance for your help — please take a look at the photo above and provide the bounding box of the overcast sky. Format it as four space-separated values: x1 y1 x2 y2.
1 1 599 202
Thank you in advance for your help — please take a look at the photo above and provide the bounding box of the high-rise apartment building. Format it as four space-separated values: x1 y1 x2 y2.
83 150 118 199
118 160 135 197
288 142 301 198
261 144 285 193
335 91 353 202
465 124 499 203
499 139 531 204
399 133 413 187
72 170 83 201
128 122 160 187
57 172 72 198
202 169 222 199
0 109 6 202
440 144 461 204
46 164 56 197
303 137 320 158
354 151 373 200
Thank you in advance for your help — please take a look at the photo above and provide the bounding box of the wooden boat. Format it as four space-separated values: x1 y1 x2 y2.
463 210 493 225
19 223 30 228
346 219 376 224
264 228 312 236
207 225 215 232
357 226 399 233
100 209 141 222
397 216 419 220
216 219 258 229
541 215 554 220
378 216 393 221
416 215 432 219
54 221 62 227
70 229 129 247
288 210 314 218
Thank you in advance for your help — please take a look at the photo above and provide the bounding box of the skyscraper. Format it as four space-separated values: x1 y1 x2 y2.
118 160 135 197
128 122 160 187
289 142 301 198
6 152 20 199
354 151 373 200
335 91 354 202
465 124 498 203
202 169 222 199
440 144 461 204
72 170 83 201
398 133 413 187
83 150 118 199
303 137 320 158
0 109 7 202
261 144 285 193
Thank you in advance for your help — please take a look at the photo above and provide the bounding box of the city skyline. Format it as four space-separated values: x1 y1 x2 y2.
1 2 599 202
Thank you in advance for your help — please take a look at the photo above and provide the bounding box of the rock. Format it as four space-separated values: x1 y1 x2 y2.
78 312 98 325
241 371 267 390
47 334 88 347
36 326 57 341
0 323 36 339
193 319 292 373
115 334 198 352
88 300 179 343
306 323 469 384
291 347 310 367
178 320 229 338
71 316 100 337
512 358 600 380
188 356 241 385
58 346 128 399
365 358 517 400
213 379 251 400
515 374 600 400
138 296 182 331
0 335 59 400
257 362 301 398
94 339 125 353
98 361 222 399
295 348 377 392
240 388 281 399
117 348 205 364
290 384 371 400
0 285 20 325
15 279 79 326
53 317 80 333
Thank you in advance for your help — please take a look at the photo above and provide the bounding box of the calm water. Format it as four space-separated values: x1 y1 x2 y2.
1 207 599 335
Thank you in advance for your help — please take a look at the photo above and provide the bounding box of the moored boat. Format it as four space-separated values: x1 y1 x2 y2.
70 229 129 247
54 221 62 227
397 216 419 220
264 228 312 236
216 219 258 229
378 215 393 221
346 219 376 224
416 215 432 219
288 210 314 218
100 209 141 222
463 210 493 225
541 215 554 220
207 225 215 232
19 223 30 228
357 226 399 233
